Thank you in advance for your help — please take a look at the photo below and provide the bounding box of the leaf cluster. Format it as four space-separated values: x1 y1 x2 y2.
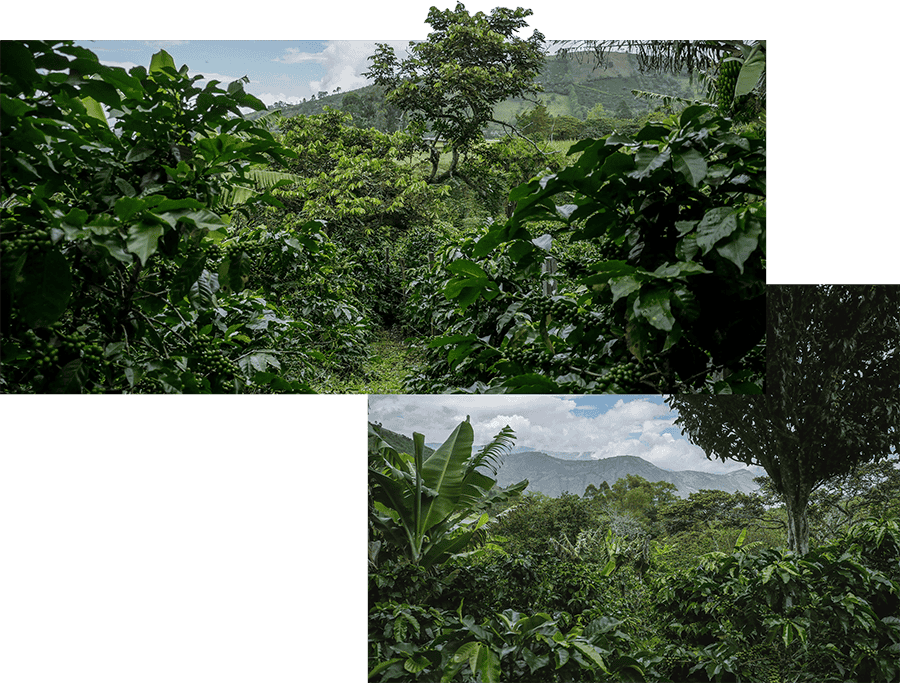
0 41 320 393
368 419 527 569
421 106 765 393
655 520 900 682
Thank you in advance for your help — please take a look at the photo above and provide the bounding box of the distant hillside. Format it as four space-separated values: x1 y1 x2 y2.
492 452 758 499
374 423 757 499
250 51 700 130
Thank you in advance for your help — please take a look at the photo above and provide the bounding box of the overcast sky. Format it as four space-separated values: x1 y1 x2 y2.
73 39 414 108
369 394 762 475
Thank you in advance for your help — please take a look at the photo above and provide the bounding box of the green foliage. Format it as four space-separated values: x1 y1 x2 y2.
456 137 564 216
370 464 897 682
660 488 769 536
515 101 553 140
604 474 679 534
812 460 900 543
0 40 318 393
368 597 651 683
218 218 373 382
267 109 443 239
366 2 545 182
486 492 599 556
315 328 425 393
261 108 450 332
417 105 765 393
368 419 527 568
656 519 900 682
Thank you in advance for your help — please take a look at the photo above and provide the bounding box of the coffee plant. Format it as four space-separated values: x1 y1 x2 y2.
417 104 765 393
655 520 900 682
0 41 372 392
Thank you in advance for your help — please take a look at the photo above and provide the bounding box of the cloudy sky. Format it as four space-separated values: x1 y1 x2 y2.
369 394 763 475
73 39 413 108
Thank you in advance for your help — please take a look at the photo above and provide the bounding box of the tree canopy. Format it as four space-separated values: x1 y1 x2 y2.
667 285 900 554
365 2 545 182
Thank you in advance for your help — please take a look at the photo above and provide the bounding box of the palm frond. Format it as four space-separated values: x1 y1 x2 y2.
470 425 516 475
213 168 300 209
242 168 300 190
253 108 285 130
630 89 705 112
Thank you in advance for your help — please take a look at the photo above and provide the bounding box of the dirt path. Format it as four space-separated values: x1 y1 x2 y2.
312 327 426 394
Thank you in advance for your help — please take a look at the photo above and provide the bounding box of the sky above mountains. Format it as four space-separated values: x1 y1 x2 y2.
368 394 762 475
73 39 412 109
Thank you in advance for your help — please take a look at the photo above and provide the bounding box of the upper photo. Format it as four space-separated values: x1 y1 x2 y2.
1 16 764 393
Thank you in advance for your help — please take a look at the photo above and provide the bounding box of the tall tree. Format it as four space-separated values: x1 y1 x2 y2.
666 285 900 554
365 2 545 183
515 101 552 140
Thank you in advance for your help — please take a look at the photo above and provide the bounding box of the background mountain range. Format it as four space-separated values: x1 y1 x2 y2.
253 51 701 133
370 423 758 500
489 451 758 499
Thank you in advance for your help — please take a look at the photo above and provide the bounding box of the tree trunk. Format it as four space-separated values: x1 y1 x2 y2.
784 488 810 556
781 484 810 611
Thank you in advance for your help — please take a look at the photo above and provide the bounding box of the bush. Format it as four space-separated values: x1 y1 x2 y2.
430 105 766 394
1 41 315 393
655 520 900 682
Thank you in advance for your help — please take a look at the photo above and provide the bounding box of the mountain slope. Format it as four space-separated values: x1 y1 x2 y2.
252 51 699 126
492 451 758 499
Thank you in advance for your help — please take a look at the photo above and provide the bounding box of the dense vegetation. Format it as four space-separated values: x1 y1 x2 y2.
369 421 900 682
1 26 765 393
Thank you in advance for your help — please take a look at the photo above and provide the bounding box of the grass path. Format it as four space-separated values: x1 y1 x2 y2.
312 327 426 394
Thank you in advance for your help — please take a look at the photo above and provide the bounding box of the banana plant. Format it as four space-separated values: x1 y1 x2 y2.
368 419 528 568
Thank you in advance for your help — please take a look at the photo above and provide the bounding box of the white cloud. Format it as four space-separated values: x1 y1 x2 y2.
274 40 410 97
256 93 305 108
96 60 142 72
368 395 754 475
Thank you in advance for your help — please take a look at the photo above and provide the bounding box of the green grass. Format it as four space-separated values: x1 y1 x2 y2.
311 327 426 394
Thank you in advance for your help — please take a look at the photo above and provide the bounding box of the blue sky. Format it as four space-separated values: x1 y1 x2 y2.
368 394 761 474
73 39 412 108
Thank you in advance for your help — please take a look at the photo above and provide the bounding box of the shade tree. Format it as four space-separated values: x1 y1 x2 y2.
667 285 900 554
365 2 546 183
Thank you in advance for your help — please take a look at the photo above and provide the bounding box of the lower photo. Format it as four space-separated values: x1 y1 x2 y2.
367 372 900 682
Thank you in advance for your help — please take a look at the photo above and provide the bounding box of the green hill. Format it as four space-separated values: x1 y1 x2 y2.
250 51 702 130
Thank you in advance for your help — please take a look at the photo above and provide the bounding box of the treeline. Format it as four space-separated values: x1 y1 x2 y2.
515 100 669 141
257 49 701 138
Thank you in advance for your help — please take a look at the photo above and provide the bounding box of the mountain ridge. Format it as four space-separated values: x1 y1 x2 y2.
492 451 758 499
373 423 757 500
251 51 699 129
